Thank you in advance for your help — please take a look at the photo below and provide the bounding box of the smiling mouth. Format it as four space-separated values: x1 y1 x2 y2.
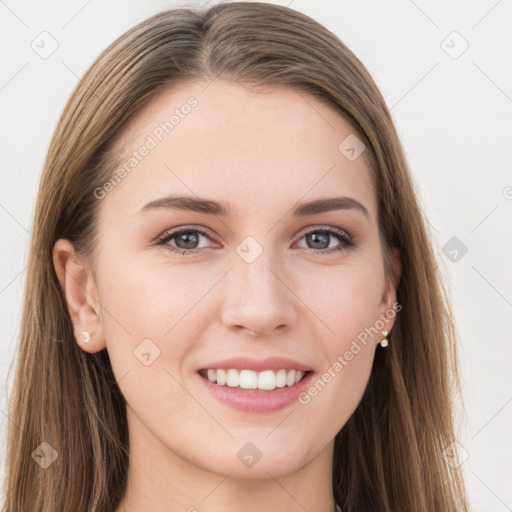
198 368 312 391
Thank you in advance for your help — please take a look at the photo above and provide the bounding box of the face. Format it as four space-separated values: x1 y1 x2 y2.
70 80 399 480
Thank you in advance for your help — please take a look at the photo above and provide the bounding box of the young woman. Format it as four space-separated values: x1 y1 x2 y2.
2 2 469 511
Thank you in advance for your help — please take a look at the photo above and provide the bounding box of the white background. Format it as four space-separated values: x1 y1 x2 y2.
0 1 511 510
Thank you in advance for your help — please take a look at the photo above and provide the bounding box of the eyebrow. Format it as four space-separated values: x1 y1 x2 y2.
140 195 369 218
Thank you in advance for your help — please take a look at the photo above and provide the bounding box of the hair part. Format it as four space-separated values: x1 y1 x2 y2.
2 3 468 511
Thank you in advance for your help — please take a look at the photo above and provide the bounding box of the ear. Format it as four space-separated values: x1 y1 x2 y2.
377 247 402 334
52 239 106 353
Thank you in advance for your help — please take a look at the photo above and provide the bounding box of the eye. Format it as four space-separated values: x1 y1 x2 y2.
156 226 356 256
295 227 355 255
156 227 216 255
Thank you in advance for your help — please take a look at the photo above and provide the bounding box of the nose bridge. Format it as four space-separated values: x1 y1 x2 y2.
221 235 296 335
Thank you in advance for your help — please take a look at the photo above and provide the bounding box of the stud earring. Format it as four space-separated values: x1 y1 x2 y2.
81 331 91 344
379 331 389 348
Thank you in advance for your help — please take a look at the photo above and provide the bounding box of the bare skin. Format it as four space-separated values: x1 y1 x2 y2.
53 79 400 512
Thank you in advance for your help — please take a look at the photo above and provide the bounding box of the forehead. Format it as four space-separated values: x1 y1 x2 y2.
99 79 376 221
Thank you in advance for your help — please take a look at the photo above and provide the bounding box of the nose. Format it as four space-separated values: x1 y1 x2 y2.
220 250 298 337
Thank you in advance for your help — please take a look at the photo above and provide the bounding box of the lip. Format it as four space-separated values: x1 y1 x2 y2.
197 356 313 373
197 369 315 413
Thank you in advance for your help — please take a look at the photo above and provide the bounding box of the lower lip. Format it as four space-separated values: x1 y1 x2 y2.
197 371 314 412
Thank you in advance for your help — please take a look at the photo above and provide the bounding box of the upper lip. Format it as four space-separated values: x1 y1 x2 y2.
198 357 313 372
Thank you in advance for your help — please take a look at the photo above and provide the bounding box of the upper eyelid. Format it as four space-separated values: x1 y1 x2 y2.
157 225 217 243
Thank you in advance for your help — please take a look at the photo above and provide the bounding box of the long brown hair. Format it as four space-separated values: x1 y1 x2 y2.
2 3 469 511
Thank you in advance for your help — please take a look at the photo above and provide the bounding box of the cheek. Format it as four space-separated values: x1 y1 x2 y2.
298 286 378 438
294 264 381 425
97 252 210 338
95 253 221 396
302 260 384 348
300 342 374 442
94 261 204 427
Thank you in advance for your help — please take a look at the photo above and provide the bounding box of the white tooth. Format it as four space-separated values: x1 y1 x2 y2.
286 369 296 387
217 369 227 386
226 369 239 387
212 368 307 389
275 369 287 388
239 370 258 389
258 370 276 390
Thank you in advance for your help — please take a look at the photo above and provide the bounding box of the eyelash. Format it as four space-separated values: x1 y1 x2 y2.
156 226 356 256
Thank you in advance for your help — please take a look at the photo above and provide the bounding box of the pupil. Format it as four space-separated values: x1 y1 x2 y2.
308 232 328 249
176 232 198 249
